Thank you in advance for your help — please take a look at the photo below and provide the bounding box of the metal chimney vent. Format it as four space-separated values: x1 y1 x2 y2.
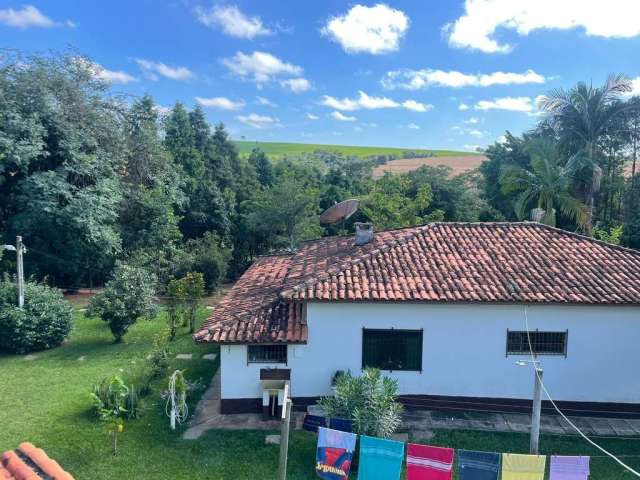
354 222 374 246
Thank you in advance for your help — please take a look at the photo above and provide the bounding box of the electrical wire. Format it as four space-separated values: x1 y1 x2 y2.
523 305 640 477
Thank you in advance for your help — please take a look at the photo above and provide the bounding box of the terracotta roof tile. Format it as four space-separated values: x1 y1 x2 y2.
195 222 640 344
1 444 72 480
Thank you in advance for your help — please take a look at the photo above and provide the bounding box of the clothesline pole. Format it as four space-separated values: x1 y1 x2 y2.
278 383 292 480
530 365 543 454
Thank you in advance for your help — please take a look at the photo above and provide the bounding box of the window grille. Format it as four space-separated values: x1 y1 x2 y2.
362 329 423 372
247 344 287 363
506 330 568 356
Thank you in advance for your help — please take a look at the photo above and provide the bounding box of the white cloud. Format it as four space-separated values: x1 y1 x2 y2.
402 100 432 112
154 105 172 116
280 77 312 93
321 91 430 112
77 59 138 85
195 4 271 39
135 59 194 81
331 111 357 122
446 0 640 54
321 4 409 54
306 113 319 120
256 96 276 107
0 5 61 28
458 103 470 111
463 117 480 124
625 77 640 96
407 123 420 129
196 96 245 111
467 129 485 137
382 68 546 90
221 51 302 85
474 96 535 112
236 113 280 129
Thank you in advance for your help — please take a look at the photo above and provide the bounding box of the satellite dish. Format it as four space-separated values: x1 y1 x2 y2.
320 199 360 225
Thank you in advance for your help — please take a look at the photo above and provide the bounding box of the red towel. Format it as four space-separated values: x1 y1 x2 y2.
407 444 454 480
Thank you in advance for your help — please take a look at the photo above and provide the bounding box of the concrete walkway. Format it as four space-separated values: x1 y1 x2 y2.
183 370 280 439
184 370 640 440
403 409 640 437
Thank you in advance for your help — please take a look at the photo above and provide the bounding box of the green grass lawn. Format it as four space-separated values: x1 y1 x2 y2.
233 140 478 159
1 310 638 479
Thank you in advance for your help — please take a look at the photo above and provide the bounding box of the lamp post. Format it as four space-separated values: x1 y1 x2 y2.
516 359 544 454
2 236 26 308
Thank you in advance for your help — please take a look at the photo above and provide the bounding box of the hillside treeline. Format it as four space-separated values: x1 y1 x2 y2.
1 53 639 291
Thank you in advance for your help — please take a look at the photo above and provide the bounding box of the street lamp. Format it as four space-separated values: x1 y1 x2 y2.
516 359 544 454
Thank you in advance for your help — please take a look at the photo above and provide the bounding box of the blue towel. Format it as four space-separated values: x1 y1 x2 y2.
303 414 327 433
357 435 404 480
329 417 353 433
457 450 501 480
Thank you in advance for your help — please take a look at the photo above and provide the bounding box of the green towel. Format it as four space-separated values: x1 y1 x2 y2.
357 435 404 480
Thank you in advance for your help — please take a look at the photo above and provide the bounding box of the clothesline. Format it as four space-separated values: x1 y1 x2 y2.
313 426 599 480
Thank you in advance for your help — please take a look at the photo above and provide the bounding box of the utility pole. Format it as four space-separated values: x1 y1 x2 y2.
278 384 292 480
530 365 543 454
16 236 25 308
1 236 25 308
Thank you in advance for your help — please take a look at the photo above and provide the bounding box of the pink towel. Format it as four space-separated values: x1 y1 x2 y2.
407 444 454 480
550 456 590 480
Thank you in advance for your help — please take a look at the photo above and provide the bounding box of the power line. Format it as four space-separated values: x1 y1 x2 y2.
523 306 640 477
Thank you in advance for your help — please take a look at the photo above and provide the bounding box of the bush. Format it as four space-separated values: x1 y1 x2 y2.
175 233 231 292
0 278 73 353
318 368 403 438
87 263 158 342
91 375 139 420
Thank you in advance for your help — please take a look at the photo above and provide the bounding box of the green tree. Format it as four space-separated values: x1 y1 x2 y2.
87 263 158 342
1 53 125 286
500 139 587 227
248 148 273 187
539 75 632 231
246 174 322 251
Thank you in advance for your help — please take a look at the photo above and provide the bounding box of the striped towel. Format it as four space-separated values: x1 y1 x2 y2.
550 456 590 480
457 450 500 480
357 435 405 480
406 444 454 480
502 453 546 480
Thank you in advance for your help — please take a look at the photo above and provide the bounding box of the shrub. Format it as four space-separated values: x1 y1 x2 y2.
91 375 138 420
166 278 186 340
0 278 73 353
175 232 231 292
91 375 134 454
87 263 158 342
318 368 403 438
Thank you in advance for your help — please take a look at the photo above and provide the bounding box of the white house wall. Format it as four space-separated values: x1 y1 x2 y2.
220 303 640 404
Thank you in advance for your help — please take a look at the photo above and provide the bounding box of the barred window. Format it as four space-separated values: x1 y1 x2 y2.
248 345 287 363
507 330 568 356
362 329 423 372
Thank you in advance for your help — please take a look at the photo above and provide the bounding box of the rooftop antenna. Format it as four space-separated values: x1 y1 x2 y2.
319 199 360 225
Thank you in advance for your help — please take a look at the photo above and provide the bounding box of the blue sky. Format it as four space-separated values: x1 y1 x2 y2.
3 1 640 151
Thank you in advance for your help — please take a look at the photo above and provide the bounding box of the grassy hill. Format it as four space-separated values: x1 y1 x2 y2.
234 140 479 159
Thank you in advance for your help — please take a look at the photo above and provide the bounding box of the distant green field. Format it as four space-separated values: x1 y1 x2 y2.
234 140 478 159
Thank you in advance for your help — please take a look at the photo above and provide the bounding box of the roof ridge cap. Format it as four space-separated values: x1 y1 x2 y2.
280 224 431 299
530 222 640 256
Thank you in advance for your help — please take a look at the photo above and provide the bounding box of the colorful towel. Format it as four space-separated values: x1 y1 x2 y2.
457 450 500 480
501 453 546 480
315 427 357 479
304 414 327 433
329 417 354 433
550 456 590 480
357 435 405 480
406 444 454 480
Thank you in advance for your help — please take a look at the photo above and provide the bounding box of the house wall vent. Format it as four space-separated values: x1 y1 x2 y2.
354 222 374 246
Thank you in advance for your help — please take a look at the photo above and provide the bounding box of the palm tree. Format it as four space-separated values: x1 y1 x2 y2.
500 139 587 228
538 74 632 232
